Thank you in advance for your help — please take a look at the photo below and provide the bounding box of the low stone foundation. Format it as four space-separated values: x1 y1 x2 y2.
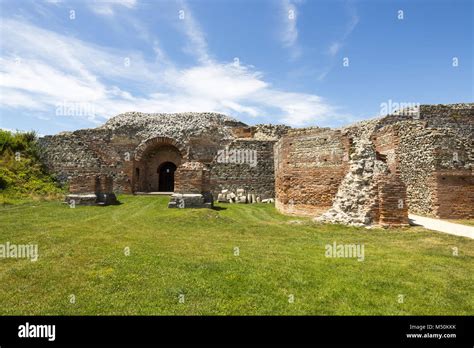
169 161 213 209
65 174 118 206
65 194 97 206
168 193 213 209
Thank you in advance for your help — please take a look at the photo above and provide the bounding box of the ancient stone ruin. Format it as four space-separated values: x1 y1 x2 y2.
39 103 473 225
275 104 473 226
66 174 118 206
168 161 213 209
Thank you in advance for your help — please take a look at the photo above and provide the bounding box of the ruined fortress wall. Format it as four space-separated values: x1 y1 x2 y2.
275 104 472 222
433 170 473 219
39 106 472 222
38 114 287 198
209 139 276 199
39 130 140 194
389 105 473 218
275 128 350 216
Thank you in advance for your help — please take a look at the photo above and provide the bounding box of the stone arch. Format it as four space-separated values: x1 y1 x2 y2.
134 136 187 161
133 136 187 192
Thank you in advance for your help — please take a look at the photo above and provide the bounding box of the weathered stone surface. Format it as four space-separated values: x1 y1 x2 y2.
277 103 473 225
275 127 350 216
39 103 473 224
65 174 118 206
65 194 97 206
39 112 285 199
170 160 214 208
168 193 213 209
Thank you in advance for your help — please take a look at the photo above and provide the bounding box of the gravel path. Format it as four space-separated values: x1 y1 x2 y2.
409 214 474 239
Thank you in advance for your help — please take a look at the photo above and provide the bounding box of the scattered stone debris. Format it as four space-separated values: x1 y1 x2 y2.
216 188 272 204
317 122 388 226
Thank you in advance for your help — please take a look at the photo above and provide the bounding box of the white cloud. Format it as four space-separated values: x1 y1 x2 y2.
88 0 137 17
327 5 359 57
172 64 267 100
0 127 15 132
328 42 342 57
0 17 343 128
280 0 302 60
176 0 211 64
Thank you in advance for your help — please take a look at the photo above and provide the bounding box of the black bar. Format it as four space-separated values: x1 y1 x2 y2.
0 316 472 346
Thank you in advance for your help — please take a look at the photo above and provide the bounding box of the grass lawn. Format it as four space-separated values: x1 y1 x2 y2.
0 195 472 315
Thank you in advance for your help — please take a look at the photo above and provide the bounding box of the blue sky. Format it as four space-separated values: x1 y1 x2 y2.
0 0 472 135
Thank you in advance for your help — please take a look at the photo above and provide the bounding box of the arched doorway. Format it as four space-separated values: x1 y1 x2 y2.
158 162 177 192
133 137 186 193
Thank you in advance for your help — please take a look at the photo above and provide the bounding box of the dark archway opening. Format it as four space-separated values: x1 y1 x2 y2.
158 162 177 192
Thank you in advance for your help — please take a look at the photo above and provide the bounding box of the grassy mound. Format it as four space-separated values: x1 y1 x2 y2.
0 129 64 204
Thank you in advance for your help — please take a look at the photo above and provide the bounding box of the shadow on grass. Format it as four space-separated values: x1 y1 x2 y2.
212 205 227 211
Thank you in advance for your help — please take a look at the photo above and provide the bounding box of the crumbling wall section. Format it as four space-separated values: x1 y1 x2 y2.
174 161 211 194
377 173 409 226
210 139 276 199
39 129 138 194
392 104 473 217
275 128 350 216
432 170 474 219
316 121 392 225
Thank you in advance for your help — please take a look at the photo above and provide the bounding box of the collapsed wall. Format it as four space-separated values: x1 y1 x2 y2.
316 120 408 226
275 103 473 225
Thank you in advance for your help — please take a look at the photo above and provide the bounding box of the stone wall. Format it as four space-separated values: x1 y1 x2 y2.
383 104 473 217
38 112 287 199
275 128 350 216
316 121 393 226
38 104 472 223
174 161 211 194
277 103 472 225
210 139 277 199
39 128 138 194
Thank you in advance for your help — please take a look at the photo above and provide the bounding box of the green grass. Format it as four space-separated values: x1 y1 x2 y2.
0 195 472 315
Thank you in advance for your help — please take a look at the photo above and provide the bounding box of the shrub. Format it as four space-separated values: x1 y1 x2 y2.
0 130 64 202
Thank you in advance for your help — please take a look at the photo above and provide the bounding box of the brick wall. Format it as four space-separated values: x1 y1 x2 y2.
68 174 114 194
377 173 409 226
38 114 286 198
275 128 350 216
174 161 210 194
433 170 474 219
69 175 96 194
